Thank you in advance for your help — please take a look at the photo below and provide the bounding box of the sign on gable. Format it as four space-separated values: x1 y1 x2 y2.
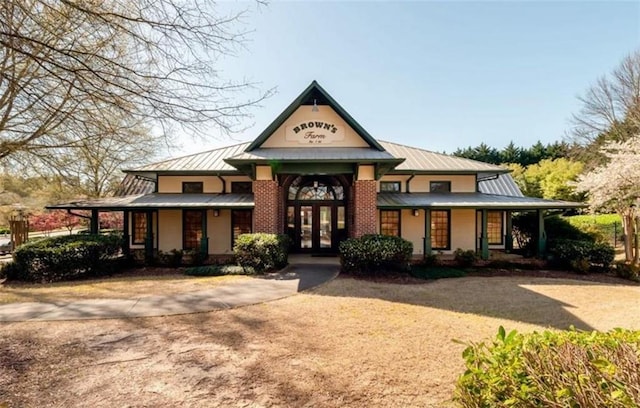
285 120 345 144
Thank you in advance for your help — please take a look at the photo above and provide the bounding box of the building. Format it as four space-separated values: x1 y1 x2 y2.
48 81 582 261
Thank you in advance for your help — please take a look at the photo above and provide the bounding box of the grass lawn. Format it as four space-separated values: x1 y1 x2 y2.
0 273 248 304
1 275 640 407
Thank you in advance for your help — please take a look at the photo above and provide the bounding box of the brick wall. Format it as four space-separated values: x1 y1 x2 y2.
352 180 377 237
253 179 279 233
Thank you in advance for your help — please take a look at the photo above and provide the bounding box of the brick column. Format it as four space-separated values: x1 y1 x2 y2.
352 180 377 237
253 180 279 233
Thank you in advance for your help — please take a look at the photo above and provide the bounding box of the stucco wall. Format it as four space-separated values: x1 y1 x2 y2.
409 175 477 193
208 209 232 254
158 210 182 251
450 209 477 253
401 209 424 255
157 176 222 193
260 106 369 148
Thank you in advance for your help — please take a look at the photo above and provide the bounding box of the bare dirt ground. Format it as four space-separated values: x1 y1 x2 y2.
2 275 640 408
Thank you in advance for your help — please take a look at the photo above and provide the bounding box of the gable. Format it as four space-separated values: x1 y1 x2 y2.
247 81 385 151
260 105 370 148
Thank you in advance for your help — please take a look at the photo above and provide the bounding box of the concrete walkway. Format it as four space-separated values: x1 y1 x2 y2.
0 256 339 322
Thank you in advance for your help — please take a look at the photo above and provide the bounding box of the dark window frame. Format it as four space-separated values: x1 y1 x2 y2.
431 210 451 250
182 210 204 251
132 211 147 245
231 210 253 246
231 182 252 194
182 181 204 194
487 210 504 245
430 181 451 193
380 181 401 193
380 209 401 237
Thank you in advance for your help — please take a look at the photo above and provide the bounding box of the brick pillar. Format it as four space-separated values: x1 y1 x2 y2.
253 180 279 233
277 184 285 234
352 180 377 237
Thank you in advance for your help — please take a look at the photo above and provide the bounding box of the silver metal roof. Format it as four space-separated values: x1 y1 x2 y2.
130 142 249 172
47 194 254 210
131 140 510 174
226 147 399 162
114 174 156 196
377 193 585 210
379 140 508 173
478 174 524 197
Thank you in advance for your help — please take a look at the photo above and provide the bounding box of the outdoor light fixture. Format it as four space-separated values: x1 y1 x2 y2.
413 209 419 217
311 99 319 112
213 209 220 217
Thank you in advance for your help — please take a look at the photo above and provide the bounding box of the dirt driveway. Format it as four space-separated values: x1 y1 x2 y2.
2 275 640 407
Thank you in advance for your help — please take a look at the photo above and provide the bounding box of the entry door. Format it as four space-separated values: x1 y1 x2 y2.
299 205 332 250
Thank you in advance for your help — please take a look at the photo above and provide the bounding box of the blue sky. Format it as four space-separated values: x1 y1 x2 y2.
179 1 639 156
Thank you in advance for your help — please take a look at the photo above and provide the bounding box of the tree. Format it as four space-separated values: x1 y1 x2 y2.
570 50 640 164
575 136 640 264
0 0 270 162
499 141 521 164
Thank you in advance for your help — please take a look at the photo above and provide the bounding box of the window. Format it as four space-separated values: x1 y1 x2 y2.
231 182 252 194
132 211 147 244
487 211 504 245
232 210 252 245
431 210 450 250
430 181 451 193
182 182 203 194
183 210 203 250
380 210 400 237
380 181 401 193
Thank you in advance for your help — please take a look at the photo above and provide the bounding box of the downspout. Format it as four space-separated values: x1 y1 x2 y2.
406 173 415 193
217 174 226 194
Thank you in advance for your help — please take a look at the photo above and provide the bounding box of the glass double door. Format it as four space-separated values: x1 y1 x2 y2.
288 204 345 253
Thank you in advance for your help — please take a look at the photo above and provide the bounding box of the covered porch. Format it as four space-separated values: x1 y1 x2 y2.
378 192 586 260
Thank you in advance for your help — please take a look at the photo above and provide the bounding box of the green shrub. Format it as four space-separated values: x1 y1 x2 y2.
548 239 615 273
157 249 183 267
233 233 290 274
0 261 27 281
410 265 466 280
513 213 595 257
339 234 413 276
614 261 640 282
184 264 252 276
0 227 10 234
454 248 477 267
11 234 123 283
455 327 640 408
421 253 439 267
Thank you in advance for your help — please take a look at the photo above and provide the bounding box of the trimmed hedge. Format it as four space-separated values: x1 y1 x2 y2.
548 239 615 273
184 264 253 276
339 234 413 276
233 233 290 273
455 327 640 407
8 234 123 283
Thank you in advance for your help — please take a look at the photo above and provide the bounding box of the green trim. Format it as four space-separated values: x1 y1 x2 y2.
480 209 489 260
505 210 513 252
537 209 547 258
246 81 386 152
424 209 432 256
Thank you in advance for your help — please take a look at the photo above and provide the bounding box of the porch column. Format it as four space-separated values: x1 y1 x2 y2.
145 210 154 263
505 210 513 252
480 209 489 260
122 210 130 258
537 209 547 258
253 166 279 233
200 209 209 258
423 208 432 257
90 209 99 234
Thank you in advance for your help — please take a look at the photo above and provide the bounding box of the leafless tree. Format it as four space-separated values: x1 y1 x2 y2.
571 50 640 148
0 0 270 161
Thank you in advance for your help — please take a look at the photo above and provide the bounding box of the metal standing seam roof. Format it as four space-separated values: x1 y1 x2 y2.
379 140 509 173
478 173 524 197
46 194 255 210
377 193 585 210
128 142 250 173
225 147 401 162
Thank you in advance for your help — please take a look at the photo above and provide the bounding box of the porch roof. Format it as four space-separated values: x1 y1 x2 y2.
377 193 586 210
46 193 254 211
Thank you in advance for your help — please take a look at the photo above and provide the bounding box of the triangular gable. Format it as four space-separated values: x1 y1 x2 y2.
246 81 385 151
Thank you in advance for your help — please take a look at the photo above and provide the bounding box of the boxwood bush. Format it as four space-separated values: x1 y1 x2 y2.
548 239 615 273
339 234 413 276
233 233 290 274
455 327 640 407
8 234 123 283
